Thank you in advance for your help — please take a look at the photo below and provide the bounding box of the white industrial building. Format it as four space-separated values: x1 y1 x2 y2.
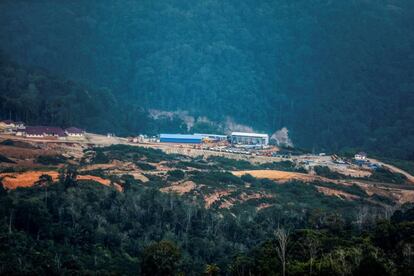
230 132 269 146
354 152 367 161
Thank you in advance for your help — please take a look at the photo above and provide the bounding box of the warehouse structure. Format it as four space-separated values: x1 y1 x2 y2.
160 134 203 144
195 133 228 142
230 132 269 146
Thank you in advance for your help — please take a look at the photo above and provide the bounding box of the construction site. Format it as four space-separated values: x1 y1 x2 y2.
1 128 413 183
2 118 414 191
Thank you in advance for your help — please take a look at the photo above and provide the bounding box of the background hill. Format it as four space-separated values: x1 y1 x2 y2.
0 56 195 135
0 0 413 158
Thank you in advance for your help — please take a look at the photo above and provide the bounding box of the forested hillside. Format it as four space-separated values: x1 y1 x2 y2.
0 55 192 135
0 54 121 133
1 171 414 275
0 0 413 158
1 139 414 274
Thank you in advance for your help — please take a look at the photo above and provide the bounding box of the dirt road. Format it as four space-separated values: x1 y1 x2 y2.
369 158 414 184
0 133 126 146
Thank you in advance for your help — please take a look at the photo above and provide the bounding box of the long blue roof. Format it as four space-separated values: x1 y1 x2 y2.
160 134 203 139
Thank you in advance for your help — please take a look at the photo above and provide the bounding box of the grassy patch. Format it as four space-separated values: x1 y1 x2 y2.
0 166 20 173
206 156 255 170
135 162 156 171
377 157 414 176
259 161 306 173
367 168 407 184
191 171 244 187
78 169 107 178
314 166 346 179
167 169 185 181
0 154 16 164
315 181 368 198
173 160 215 170
36 155 67 165
0 139 37 149
92 145 180 164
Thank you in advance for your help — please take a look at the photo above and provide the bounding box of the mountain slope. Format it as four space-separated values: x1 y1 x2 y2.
0 56 195 135
0 1 413 158
1 141 414 274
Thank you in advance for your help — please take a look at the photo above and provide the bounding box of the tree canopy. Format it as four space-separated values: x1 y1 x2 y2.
0 0 413 158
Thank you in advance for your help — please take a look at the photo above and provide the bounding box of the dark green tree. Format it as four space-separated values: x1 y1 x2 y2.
141 240 181 276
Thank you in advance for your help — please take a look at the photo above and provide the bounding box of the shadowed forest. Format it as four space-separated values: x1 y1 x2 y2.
0 0 413 158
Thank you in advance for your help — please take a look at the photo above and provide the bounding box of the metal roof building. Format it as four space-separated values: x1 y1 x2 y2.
160 134 203 144
194 133 228 141
26 126 66 137
230 132 269 145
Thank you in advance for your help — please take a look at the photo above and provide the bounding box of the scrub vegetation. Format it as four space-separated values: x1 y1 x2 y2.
1 168 414 275
1 144 414 274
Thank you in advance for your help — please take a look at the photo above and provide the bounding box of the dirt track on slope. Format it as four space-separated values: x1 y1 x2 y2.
369 158 414 184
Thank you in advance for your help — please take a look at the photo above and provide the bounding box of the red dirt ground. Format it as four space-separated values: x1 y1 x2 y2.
0 171 121 191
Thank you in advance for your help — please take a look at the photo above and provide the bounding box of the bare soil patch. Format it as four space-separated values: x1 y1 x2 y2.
369 158 414 184
217 192 274 209
332 167 372 178
232 170 327 183
316 186 360 200
0 145 55 160
204 190 232 208
256 203 274 211
239 192 273 201
160 181 196 195
0 171 120 191
80 160 135 171
0 171 59 189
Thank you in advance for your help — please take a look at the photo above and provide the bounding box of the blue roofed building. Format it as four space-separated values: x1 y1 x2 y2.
160 134 203 144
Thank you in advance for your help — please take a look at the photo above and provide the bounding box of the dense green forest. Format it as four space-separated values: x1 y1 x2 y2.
1 0 414 158
1 170 414 275
0 55 191 135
